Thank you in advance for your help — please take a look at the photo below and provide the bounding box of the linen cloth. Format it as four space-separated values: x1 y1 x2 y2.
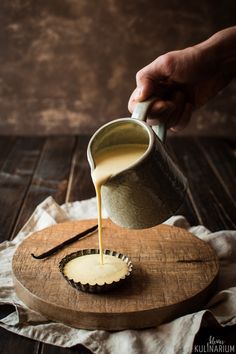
0 196 235 354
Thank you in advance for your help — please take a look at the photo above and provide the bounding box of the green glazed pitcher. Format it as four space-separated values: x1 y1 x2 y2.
87 97 188 229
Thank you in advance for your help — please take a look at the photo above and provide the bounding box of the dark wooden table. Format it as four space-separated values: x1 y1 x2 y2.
0 135 235 354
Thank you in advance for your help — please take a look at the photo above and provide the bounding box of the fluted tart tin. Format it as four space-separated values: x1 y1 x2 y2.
59 248 133 293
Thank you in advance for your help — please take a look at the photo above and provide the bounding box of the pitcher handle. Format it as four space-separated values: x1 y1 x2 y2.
131 96 166 142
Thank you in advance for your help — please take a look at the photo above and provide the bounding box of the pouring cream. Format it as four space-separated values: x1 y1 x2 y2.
63 143 148 287
92 143 148 264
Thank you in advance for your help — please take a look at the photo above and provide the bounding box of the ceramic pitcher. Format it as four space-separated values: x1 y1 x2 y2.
87 97 188 229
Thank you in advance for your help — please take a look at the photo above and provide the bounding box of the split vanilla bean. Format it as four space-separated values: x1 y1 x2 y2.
31 224 98 259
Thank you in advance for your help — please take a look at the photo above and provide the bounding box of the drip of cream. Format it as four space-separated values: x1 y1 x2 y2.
63 144 148 286
91 144 148 264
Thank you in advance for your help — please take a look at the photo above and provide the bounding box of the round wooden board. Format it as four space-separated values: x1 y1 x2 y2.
12 219 219 330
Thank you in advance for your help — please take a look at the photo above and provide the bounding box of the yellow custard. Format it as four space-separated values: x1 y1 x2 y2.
63 254 128 285
64 144 147 287
92 144 148 264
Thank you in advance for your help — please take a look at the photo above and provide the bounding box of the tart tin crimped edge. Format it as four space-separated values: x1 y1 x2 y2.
59 248 133 293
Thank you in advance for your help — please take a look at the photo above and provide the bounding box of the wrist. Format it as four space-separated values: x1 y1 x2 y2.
195 27 236 79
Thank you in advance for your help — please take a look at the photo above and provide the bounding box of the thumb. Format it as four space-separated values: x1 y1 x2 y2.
135 71 155 102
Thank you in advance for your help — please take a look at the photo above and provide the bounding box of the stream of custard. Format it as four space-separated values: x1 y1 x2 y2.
91 144 148 264
63 144 148 285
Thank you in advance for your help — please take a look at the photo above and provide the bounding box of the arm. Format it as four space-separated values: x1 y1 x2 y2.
128 27 236 131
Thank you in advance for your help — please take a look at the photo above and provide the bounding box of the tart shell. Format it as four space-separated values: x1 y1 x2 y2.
59 248 133 293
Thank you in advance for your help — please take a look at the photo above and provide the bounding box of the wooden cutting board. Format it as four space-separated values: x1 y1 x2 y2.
12 219 219 330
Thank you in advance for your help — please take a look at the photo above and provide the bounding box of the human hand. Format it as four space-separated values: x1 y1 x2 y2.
128 28 236 131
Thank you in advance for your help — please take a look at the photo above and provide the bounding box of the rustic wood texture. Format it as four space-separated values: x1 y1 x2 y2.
12 136 76 236
13 219 219 330
0 1 236 136
0 136 15 168
65 135 95 202
167 137 236 231
0 137 44 241
0 136 235 353
0 138 45 354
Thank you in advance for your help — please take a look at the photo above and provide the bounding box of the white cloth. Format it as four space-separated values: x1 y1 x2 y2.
0 196 235 353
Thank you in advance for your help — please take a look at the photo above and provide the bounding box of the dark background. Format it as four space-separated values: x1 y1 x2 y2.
0 0 235 136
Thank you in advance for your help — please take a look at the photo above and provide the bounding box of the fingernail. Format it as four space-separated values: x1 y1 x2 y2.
134 87 143 100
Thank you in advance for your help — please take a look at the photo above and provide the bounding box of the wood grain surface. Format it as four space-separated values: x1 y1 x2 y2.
0 136 235 354
168 138 236 230
12 219 219 330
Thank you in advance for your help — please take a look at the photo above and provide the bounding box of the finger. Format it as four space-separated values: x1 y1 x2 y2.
165 90 186 128
135 69 155 101
146 100 176 125
129 84 187 132
129 89 186 128
128 81 177 115
170 102 193 132
129 89 175 120
128 87 140 113
128 85 161 113
147 90 186 128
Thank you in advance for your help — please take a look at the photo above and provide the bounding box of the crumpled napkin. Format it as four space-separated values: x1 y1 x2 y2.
0 196 235 354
